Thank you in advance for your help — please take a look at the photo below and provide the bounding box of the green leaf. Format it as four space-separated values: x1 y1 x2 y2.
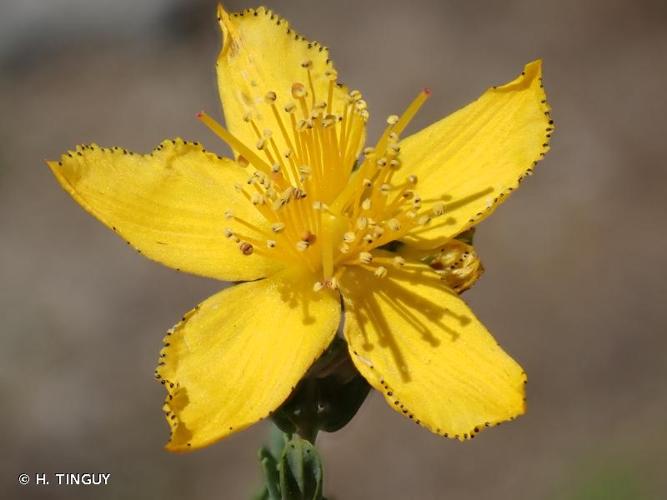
278 435 323 500
258 445 282 500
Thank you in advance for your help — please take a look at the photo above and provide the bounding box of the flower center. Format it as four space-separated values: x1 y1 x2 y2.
199 61 446 288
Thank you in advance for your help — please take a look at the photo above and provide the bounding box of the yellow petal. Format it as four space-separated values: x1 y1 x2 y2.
48 140 281 281
156 267 340 451
340 260 526 440
399 60 552 248
216 5 357 158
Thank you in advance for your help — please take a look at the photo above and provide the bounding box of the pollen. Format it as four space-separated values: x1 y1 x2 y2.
197 64 440 280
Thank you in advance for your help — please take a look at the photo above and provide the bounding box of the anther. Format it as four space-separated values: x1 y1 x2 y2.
224 228 234 238
224 209 234 219
386 115 399 125
418 215 431 225
374 266 388 278
432 202 446 216
313 281 325 292
296 241 310 252
359 252 373 264
362 178 373 188
356 216 368 230
284 102 297 113
301 60 313 69
343 232 357 243
265 91 277 102
387 218 401 231
363 147 375 156
239 242 254 255
271 222 286 233
407 175 418 184
361 198 372 211
301 231 316 244
376 157 388 168
392 256 406 268
271 163 281 173
267 240 277 249
291 83 307 99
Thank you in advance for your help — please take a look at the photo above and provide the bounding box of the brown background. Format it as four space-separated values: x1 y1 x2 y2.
2 0 666 498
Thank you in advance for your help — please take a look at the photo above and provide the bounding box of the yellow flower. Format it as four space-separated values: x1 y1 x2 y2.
47 5 552 452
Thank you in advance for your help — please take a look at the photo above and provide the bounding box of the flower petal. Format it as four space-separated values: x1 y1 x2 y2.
48 139 281 281
156 267 340 451
216 5 356 157
340 261 526 440
399 60 552 248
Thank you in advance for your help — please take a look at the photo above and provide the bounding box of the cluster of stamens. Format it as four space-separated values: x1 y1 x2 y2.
198 61 446 290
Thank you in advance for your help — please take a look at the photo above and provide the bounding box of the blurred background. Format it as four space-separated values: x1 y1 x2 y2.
2 0 666 498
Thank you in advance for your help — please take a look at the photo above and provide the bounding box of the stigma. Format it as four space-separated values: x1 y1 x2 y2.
198 61 445 287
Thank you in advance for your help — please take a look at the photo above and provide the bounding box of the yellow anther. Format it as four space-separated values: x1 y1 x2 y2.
343 232 357 243
296 240 310 252
355 100 368 111
267 240 277 249
418 215 432 225
392 256 405 268
362 178 373 188
291 82 307 99
284 102 297 113
386 115 399 125
376 157 388 168
265 91 277 102
390 159 401 168
224 209 234 219
324 69 338 80
407 175 418 184
363 147 375 156
359 252 373 264
271 222 286 233
271 163 281 173
374 266 388 278
372 226 385 238
380 183 391 194
356 216 368 230
251 193 266 205
432 202 446 216
224 228 234 238
387 218 401 231
313 281 325 292
301 60 313 69
256 138 266 150
361 198 372 211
